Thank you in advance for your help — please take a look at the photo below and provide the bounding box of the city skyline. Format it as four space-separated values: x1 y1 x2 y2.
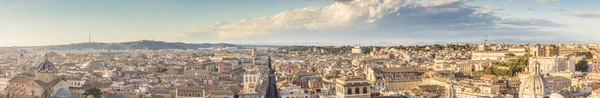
1 0 599 46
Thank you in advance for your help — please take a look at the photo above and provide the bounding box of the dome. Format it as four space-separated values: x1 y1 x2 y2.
80 60 105 69
37 56 56 72
519 61 551 98
54 88 72 97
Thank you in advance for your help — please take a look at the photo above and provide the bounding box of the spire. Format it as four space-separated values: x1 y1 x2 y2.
43 54 49 61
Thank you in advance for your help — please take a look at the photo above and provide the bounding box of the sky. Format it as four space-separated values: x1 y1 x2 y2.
0 0 599 46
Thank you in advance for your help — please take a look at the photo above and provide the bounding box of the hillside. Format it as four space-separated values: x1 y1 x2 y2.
40 40 239 50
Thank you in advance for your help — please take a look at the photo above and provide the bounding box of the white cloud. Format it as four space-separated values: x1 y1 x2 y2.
565 11 600 18
196 0 413 39
184 0 568 44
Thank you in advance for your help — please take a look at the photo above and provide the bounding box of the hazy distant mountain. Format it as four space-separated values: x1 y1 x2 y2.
42 40 239 50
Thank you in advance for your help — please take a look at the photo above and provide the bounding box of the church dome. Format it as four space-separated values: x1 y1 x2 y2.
36 55 56 72
519 61 551 98
80 60 105 69
55 88 72 97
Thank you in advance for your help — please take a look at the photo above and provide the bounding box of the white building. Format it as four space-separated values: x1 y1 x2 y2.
243 70 263 93
454 85 500 98
280 85 311 98
351 45 363 54
529 56 575 74
0 78 9 95
471 48 527 61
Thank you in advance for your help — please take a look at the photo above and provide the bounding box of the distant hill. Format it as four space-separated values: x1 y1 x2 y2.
41 40 239 50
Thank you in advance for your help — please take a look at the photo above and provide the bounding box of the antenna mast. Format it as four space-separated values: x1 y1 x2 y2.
89 33 91 43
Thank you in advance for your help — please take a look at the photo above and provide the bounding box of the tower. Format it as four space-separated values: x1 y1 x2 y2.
478 36 488 51
251 48 256 65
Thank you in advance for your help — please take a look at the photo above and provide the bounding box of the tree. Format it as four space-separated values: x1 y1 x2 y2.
576 60 589 72
524 53 533 57
83 87 102 98
570 52 593 58
505 53 516 57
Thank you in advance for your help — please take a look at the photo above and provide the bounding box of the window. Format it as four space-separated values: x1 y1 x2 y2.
179 92 183 96
198 93 201 97
355 88 360 94
363 87 368 94
188 93 192 97
347 88 352 94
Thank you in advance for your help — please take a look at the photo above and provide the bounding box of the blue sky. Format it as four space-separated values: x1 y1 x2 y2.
0 0 598 46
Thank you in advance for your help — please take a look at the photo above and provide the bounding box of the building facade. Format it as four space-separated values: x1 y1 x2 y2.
335 77 370 98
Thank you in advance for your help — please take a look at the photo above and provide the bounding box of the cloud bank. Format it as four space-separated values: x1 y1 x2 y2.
184 0 566 44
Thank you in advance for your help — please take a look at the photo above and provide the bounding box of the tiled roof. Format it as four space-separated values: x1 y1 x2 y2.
8 77 33 83
37 59 56 71
372 67 426 73
33 79 62 87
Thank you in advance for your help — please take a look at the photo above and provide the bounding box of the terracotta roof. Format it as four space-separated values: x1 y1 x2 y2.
211 89 235 95
480 75 497 80
372 67 427 73
594 88 600 93
8 77 33 83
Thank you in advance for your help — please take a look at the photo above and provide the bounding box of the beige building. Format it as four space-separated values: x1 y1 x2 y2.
546 76 571 92
529 45 559 57
175 87 207 98
382 78 421 92
365 67 427 91
3 57 71 98
335 77 370 98
454 85 500 98
590 58 600 72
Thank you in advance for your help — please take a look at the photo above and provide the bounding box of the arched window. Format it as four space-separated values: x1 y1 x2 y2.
347 88 352 94
363 87 368 94
198 93 201 97
188 93 192 97
179 92 183 96
355 88 360 94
